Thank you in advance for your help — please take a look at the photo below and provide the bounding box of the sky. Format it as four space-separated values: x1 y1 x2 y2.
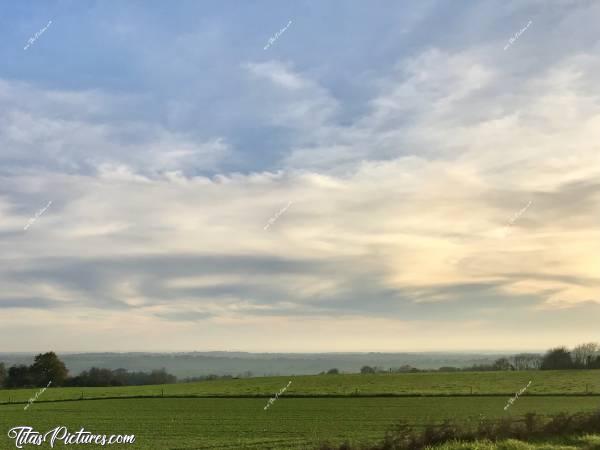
1 0 599 352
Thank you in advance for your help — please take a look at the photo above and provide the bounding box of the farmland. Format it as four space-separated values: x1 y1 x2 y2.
1 396 599 449
0 370 599 448
1 370 599 404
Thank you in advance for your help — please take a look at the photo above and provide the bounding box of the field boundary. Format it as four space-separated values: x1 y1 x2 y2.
1 392 600 407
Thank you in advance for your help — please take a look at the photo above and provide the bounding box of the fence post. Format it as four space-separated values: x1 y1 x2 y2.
470 386 473 395
162 389 164 397
81 392 83 400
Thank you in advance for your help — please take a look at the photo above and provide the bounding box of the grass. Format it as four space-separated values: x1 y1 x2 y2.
0 396 599 449
317 407 600 449
1 370 599 405
1 370 599 448
427 434 600 449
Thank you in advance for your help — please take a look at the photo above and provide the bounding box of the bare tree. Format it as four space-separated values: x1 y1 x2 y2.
512 354 527 370
572 343 599 368
528 354 542 370
512 353 542 370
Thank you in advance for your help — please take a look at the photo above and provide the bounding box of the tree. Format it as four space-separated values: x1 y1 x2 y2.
493 358 513 371
572 343 599 368
82 367 114 386
6 365 34 387
360 365 375 374
512 353 542 370
438 366 459 372
66 367 177 387
111 368 129 386
541 347 574 370
147 368 177 385
0 363 6 387
464 363 495 371
30 352 68 386
326 368 339 375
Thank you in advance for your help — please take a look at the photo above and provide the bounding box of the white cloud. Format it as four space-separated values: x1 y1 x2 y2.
2 1 600 350
242 61 339 129
0 79 231 176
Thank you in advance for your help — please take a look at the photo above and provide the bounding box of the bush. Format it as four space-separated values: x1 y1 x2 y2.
317 410 600 449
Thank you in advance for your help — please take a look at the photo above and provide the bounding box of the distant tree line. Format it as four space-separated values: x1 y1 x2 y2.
460 343 600 371
180 370 255 382
66 367 176 387
360 365 421 374
458 353 542 372
319 365 421 375
0 352 177 388
320 343 600 375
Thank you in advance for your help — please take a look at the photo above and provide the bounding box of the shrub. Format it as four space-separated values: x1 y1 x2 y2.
361 366 376 374
318 409 600 449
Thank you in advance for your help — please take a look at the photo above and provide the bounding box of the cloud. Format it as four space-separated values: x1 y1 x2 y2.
0 79 232 177
242 61 340 131
1 0 600 351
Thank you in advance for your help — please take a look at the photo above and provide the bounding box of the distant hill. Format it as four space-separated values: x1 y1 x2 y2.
0 352 519 378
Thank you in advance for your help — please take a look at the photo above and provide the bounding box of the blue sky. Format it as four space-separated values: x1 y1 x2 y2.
1 0 599 352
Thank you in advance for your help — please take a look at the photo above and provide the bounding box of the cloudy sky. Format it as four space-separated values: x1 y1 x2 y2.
1 0 599 352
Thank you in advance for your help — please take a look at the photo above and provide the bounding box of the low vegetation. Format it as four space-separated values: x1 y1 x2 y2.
1 396 598 449
318 410 600 449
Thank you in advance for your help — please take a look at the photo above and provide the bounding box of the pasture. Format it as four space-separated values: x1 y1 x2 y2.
1 371 599 448
1 370 599 405
1 396 599 449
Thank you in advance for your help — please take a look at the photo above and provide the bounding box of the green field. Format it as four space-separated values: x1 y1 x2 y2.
1 397 599 449
1 370 599 405
1 370 599 449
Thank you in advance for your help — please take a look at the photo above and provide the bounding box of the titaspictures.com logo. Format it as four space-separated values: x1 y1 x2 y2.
8 426 135 448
